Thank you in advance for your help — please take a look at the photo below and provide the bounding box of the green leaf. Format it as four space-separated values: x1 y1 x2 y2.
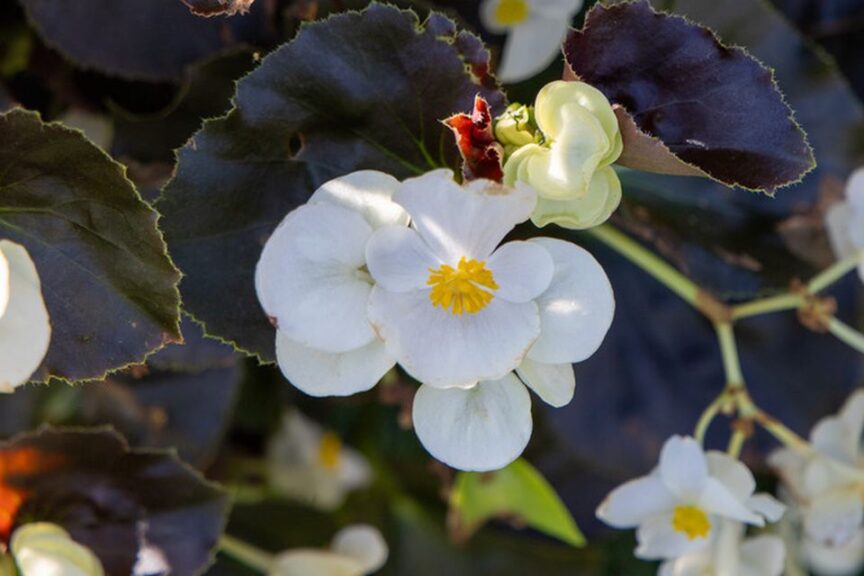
449 458 585 548
0 108 182 382
564 0 815 193
158 3 505 360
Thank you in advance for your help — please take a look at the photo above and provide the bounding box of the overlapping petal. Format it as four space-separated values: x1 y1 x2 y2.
275 333 394 397
525 237 614 364
515 357 575 407
0 240 51 392
596 474 676 528
412 375 532 471
393 170 536 262
309 170 408 229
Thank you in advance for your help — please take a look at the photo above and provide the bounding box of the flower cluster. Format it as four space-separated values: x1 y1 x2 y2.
478 0 584 83
0 240 50 393
597 436 785 574
500 81 623 230
826 167 864 283
267 410 371 510
256 169 614 471
771 389 864 575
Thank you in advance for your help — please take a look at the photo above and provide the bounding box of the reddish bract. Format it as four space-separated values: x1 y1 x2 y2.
444 95 505 183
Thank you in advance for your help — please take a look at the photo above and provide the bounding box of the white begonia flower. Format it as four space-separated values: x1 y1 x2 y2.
770 389 864 558
659 521 785 576
267 410 372 511
826 168 864 283
365 169 614 471
269 524 387 576
255 171 409 397
11 523 104 576
0 240 51 392
502 81 623 230
597 436 784 560
479 0 584 83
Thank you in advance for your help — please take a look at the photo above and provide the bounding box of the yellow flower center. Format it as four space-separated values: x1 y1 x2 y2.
672 505 711 540
427 257 499 315
494 0 530 26
317 432 342 471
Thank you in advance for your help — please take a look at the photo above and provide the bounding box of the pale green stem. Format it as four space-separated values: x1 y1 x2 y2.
586 224 701 309
694 394 726 446
715 323 744 390
828 317 864 355
731 293 805 320
726 429 746 458
219 535 273 574
808 251 862 293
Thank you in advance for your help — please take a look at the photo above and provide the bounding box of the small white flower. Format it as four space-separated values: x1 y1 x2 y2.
267 410 372 511
255 171 408 397
771 389 864 561
364 169 613 470
659 520 785 576
826 167 864 283
597 436 784 560
804 528 864 576
0 240 51 392
480 0 584 83
501 81 623 230
270 524 388 576
11 522 104 576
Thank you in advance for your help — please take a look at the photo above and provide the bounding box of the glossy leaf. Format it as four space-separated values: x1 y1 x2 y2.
564 0 815 192
0 108 181 382
0 427 229 575
158 3 506 359
19 0 272 81
450 459 584 547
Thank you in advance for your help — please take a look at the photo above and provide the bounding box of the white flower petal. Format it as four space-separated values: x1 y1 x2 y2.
275 332 394 397
411 375 532 471
747 494 786 523
596 474 677 529
697 478 763 526
0 241 51 392
309 170 408 229
635 512 712 561
270 203 372 268
487 241 554 303
805 489 864 547
338 447 373 492
258 250 374 353
331 525 388 574
826 203 858 260
515 357 574 407
394 169 536 262
11 523 104 576
846 168 864 208
804 528 864 576
525 237 614 364
497 16 570 84
368 287 540 388
740 535 785 576
365 225 440 293
659 436 709 501
705 451 756 502
479 0 510 34
269 550 364 576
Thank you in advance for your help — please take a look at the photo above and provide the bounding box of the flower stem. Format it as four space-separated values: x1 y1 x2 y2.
586 224 702 309
807 252 862 293
219 535 273 574
731 293 805 320
828 317 864 354
715 323 744 390
694 394 726 445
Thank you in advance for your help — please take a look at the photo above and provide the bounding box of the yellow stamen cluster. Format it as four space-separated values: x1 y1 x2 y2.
317 432 343 470
494 0 529 26
427 257 499 315
672 505 711 540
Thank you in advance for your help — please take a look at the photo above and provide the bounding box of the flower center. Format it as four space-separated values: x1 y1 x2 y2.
427 257 499 316
494 0 529 26
317 432 342 471
672 505 711 540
